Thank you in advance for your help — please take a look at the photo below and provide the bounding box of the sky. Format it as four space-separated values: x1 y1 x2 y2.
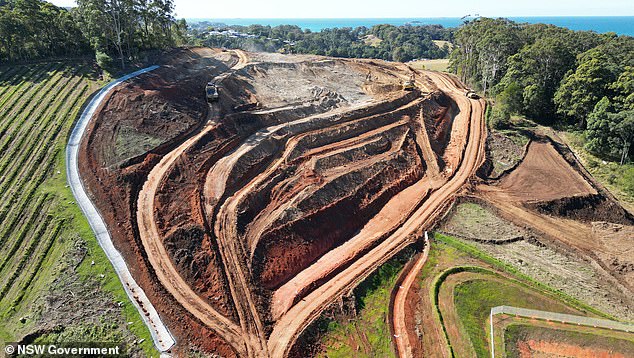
49 0 634 19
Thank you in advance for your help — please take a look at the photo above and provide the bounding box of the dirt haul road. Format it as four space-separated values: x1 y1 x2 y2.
135 51 251 356
268 71 486 357
392 233 430 358
385 71 487 358
134 54 484 356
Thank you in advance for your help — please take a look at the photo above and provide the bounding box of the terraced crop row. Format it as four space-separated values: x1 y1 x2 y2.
0 62 100 321
0 70 87 211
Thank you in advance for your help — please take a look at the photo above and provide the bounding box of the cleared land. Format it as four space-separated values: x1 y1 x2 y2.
78 47 487 357
409 59 450 72
0 63 154 355
75 46 633 358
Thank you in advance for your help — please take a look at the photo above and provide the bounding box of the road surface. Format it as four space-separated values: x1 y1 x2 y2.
392 233 430 358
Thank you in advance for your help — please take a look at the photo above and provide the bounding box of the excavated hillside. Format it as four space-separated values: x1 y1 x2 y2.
79 48 490 357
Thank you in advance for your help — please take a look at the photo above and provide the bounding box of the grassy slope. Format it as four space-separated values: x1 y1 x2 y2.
434 233 606 317
319 251 413 358
433 233 611 358
454 278 574 357
0 63 155 356
561 130 634 211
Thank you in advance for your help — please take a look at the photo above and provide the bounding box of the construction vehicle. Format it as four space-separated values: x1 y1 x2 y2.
465 89 479 99
403 75 416 91
403 80 415 91
206 82 219 102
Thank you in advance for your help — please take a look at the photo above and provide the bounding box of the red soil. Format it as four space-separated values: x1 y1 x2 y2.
518 339 628 358
79 48 240 355
82 47 491 357
496 140 596 202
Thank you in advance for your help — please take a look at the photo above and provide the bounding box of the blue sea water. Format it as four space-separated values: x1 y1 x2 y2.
187 17 634 36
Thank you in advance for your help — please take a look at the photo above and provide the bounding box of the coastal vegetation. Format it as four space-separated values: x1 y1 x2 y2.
188 23 453 61
449 17 633 166
0 0 186 68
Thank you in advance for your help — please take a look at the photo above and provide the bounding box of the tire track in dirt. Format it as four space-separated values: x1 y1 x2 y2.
135 51 250 355
268 72 486 357
392 233 430 358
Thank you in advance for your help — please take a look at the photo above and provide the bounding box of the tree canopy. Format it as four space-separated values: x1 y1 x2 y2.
188 23 453 62
450 17 633 163
0 0 90 62
0 0 184 67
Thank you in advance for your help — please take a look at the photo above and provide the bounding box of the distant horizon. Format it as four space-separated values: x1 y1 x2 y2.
187 15 633 19
186 16 634 36
49 0 634 19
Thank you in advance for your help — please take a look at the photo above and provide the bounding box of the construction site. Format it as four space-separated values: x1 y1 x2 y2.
75 47 634 357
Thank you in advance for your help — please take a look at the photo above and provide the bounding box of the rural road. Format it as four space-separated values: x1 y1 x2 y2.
392 232 430 358
66 65 177 352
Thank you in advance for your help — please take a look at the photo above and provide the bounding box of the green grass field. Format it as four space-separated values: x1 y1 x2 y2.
454 277 575 357
0 62 155 356
431 233 612 358
409 59 450 72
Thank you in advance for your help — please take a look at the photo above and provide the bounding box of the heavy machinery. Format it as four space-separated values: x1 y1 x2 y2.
206 82 219 102
403 79 415 91
465 89 479 99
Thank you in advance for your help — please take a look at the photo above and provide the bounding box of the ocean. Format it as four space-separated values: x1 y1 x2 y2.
187 17 634 36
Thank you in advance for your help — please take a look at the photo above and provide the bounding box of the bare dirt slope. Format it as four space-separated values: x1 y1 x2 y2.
82 46 634 358
495 140 596 202
80 46 490 357
80 45 634 357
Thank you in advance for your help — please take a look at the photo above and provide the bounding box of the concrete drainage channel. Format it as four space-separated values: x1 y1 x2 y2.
66 65 176 354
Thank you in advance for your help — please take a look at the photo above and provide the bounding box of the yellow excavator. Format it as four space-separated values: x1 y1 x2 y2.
403 75 416 91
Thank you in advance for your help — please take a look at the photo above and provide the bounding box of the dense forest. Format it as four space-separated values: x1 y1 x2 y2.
450 18 633 164
0 0 186 67
188 23 453 61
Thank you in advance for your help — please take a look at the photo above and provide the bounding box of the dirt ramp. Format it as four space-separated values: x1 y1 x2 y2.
528 194 634 225
253 133 425 289
497 140 596 202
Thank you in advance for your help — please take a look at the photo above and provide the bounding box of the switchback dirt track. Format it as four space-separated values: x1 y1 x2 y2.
384 71 487 358
83 48 488 357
